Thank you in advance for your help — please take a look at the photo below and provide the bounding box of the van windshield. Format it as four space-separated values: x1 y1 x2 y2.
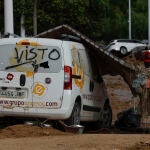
0 44 62 73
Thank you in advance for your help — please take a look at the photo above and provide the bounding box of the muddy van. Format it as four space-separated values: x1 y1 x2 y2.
0 37 112 128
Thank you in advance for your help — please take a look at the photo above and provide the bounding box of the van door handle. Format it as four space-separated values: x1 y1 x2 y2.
20 74 26 86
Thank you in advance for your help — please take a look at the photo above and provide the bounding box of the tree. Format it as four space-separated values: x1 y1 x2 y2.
0 0 148 42
132 0 148 39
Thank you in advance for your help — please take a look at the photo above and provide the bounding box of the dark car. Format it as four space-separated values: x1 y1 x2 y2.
132 45 150 67
132 46 149 60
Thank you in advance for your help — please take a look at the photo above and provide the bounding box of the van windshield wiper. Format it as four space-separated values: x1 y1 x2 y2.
5 61 35 70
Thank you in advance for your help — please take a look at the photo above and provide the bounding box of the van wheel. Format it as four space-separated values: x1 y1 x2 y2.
120 46 127 55
65 102 81 126
96 104 112 129
101 104 112 128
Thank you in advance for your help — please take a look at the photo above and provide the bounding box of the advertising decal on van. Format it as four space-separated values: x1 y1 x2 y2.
7 73 14 81
71 45 85 90
73 63 85 90
33 83 46 96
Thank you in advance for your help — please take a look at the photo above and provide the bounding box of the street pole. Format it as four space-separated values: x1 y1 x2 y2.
128 0 132 39
21 14 25 37
33 0 38 36
4 0 14 35
20 0 25 37
148 0 150 45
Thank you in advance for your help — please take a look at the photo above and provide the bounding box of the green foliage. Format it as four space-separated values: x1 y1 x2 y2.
0 0 148 42
132 0 148 40
13 0 34 35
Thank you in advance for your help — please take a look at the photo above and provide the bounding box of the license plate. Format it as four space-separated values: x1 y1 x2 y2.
0 89 26 99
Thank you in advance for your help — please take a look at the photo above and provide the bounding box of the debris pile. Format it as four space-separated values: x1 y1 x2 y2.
114 107 141 130
123 52 150 129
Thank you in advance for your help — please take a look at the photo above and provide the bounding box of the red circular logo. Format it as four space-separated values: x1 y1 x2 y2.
7 73 14 81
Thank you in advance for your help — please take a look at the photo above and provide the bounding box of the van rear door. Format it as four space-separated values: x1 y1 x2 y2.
0 38 37 108
32 39 64 108
0 38 64 109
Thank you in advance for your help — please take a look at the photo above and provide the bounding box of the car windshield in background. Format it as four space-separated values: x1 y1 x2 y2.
141 39 148 45
132 46 148 53
132 46 150 53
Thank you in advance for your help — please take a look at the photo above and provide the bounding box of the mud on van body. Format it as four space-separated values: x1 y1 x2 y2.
0 37 112 128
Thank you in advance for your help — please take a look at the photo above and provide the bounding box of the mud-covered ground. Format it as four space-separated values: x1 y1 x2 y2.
0 75 149 150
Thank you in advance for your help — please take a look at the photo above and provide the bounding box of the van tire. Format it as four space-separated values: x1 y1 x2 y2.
65 102 81 126
96 104 112 129
102 104 112 128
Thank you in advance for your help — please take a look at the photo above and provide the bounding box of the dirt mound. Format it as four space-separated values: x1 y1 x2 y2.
129 141 150 150
0 124 70 138
104 75 133 122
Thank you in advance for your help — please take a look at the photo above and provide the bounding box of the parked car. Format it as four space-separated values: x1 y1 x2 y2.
106 39 146 56
142 50 150 68
131 45 148 60
131 45 150 68
0 36 112 129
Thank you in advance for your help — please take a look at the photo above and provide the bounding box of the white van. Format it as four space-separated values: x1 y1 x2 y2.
0 37 112 128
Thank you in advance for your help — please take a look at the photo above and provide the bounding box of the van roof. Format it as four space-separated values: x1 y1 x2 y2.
0 37 62 45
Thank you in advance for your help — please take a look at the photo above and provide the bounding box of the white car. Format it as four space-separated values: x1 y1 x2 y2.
106 39 146 56
0 36 112 129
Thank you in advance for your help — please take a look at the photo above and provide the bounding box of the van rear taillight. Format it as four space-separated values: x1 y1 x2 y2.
64 66 72 90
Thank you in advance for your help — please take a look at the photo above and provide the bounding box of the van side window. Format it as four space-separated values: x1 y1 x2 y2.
71 46 90 76
88 52 103 83
78 49 90 76
71 47 80 67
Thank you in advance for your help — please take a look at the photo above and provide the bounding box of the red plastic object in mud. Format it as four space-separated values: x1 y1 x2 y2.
146 78 150 88
142 50 150 68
